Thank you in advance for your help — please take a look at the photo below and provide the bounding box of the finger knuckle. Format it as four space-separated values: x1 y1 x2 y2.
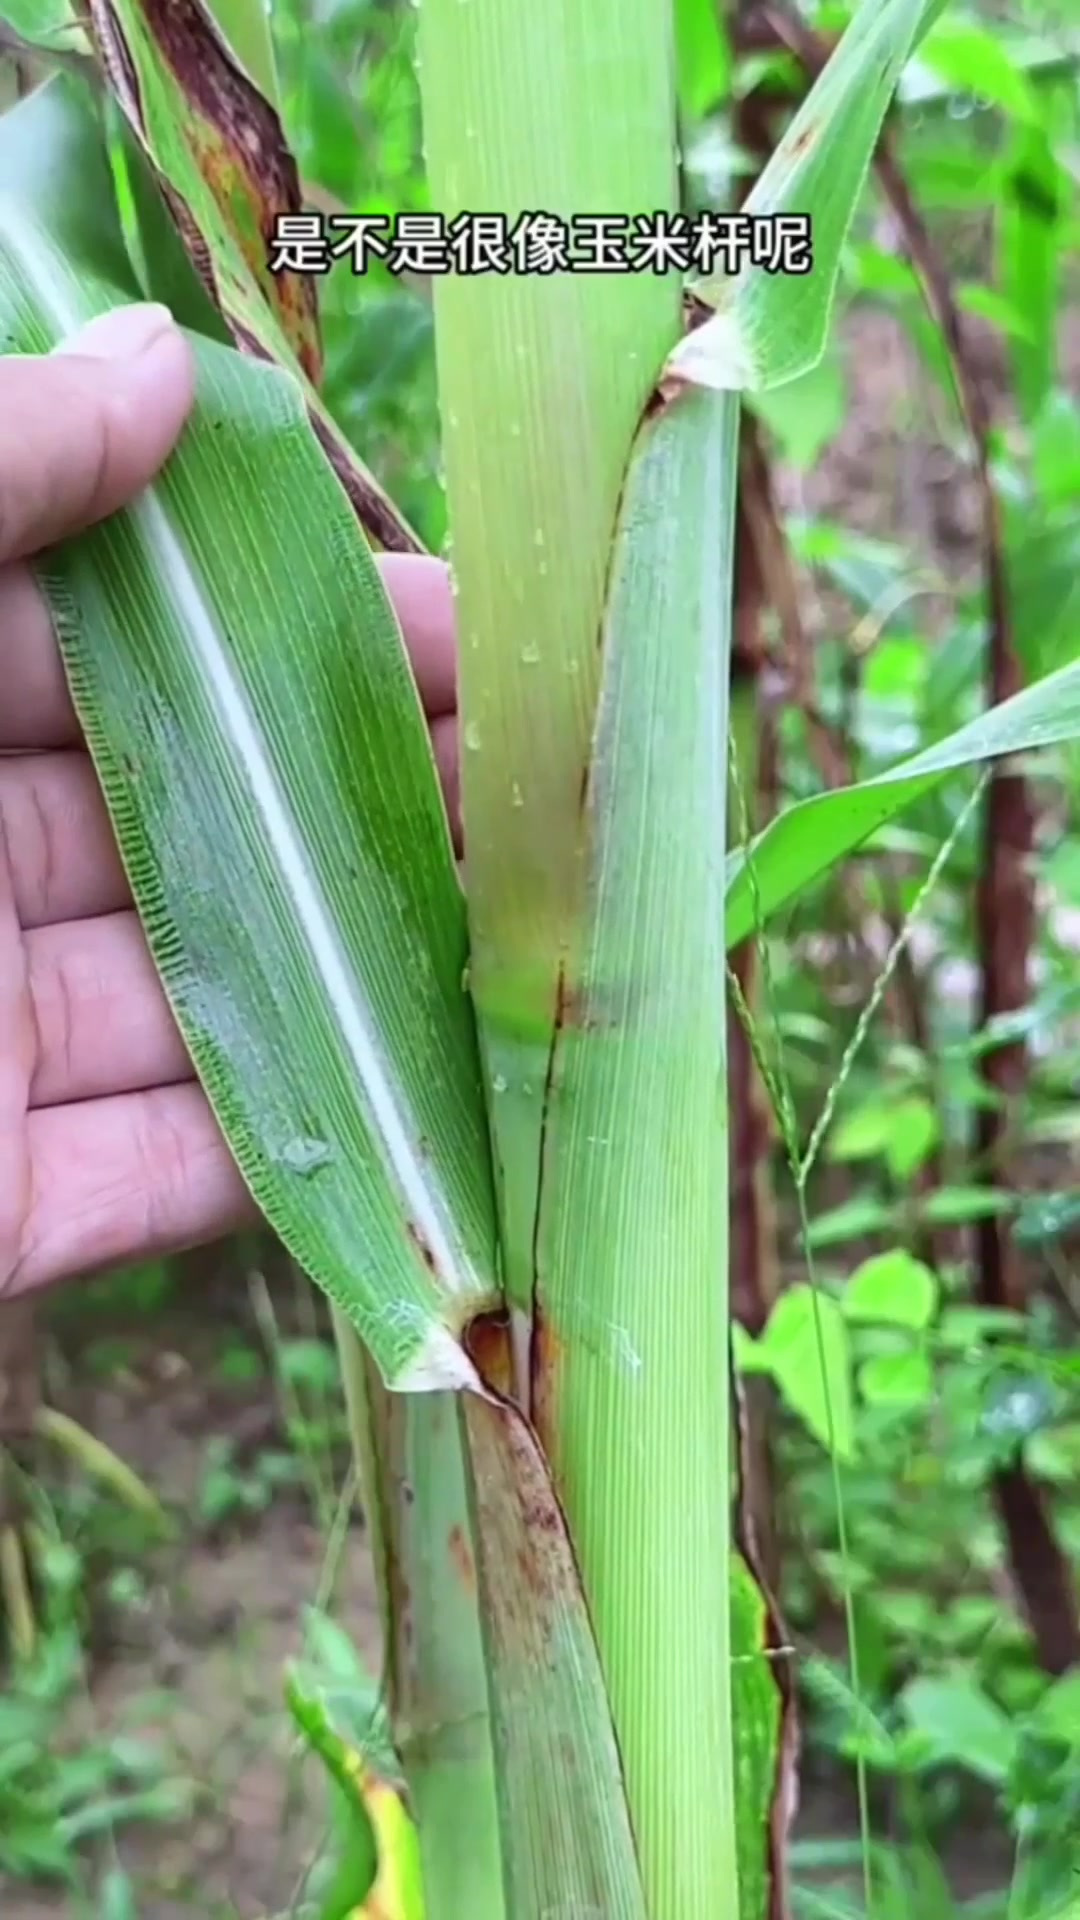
134 1086 191 1247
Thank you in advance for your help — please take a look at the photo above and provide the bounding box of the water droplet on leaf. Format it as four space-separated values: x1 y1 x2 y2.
281 1137 334 1177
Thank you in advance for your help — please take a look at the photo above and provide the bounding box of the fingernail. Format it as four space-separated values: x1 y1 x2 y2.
54 302 177 362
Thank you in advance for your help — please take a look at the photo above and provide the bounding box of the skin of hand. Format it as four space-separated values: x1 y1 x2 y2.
0 302 461 1300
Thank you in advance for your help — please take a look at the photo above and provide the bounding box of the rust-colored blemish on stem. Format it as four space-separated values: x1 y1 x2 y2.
464 1310 514 1398
447 1523 476 1594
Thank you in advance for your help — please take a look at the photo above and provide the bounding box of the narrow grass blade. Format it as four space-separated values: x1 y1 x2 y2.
535 386 741 1917
83 0 420 551
0 77 498 1387
667 0 929 393
726 651 1080 945
33 1408 169 1529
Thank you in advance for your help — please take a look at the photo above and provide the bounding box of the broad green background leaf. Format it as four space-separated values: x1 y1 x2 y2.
750 354 846 470
900 1676 1018 1785
999 121 1063 421
918 19 1039 122
0 76 498 1389
827 1096 939 1182
674 0 730 120
0 0 88 54
758 1286 855 1461
843 1252 938 1331
1034 1670 1080 1748
858 1351 933 1407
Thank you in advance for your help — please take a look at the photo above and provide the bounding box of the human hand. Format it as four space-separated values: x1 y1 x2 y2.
0 304 460 1298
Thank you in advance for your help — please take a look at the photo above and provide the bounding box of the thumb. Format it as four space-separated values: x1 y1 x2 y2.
0 303 195 566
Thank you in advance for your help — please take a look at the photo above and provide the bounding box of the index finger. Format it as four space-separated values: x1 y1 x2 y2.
0 304 194 567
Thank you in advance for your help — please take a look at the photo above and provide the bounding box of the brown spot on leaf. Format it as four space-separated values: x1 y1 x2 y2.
406 1220 436 1274
682 290 711 332
788 118 818 159
554 971 592 1031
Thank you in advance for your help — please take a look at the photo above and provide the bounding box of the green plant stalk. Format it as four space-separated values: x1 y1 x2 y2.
417 0 682 1318
536 385 741 1915
358 1361 504 1916
419 4 745 1906
331 1326 503 1917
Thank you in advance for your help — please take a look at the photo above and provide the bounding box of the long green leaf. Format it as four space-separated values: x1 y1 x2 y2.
0 75 497 1390
83 0 420 550
667 0 929 392
726 649 1080 945
3 74 652 1919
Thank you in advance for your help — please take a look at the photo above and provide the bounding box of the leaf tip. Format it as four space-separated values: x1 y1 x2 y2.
396 1321 482 1395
